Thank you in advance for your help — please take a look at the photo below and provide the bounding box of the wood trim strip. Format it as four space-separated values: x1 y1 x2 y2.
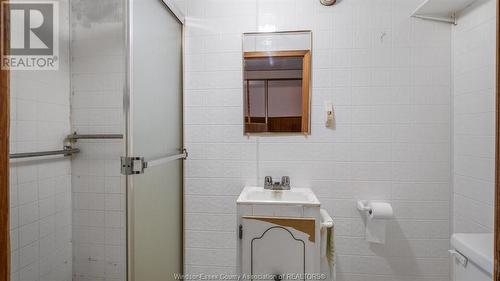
244 50 309 58
301 50 311 134
243 216 316 242
0 1 9 281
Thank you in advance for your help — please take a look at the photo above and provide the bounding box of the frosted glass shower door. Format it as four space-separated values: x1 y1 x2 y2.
126 0 184 280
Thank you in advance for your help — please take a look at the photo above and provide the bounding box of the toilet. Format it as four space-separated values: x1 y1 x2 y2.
450 233 493 281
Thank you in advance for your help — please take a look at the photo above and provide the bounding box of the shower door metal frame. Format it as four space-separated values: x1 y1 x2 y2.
493 0 500 279
124 0 185 280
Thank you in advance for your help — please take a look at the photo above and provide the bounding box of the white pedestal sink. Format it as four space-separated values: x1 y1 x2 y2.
236 186 323 280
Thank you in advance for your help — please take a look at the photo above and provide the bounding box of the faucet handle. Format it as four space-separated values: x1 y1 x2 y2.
281 176 290 188
264 176 273 188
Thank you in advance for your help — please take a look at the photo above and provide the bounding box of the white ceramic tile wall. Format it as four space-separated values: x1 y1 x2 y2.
70 1 126 280
182 0 452 280
9 1 73 281
452 0 496 233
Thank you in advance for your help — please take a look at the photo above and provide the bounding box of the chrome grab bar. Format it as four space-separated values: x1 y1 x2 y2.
10 147 80 159
67 133 123 140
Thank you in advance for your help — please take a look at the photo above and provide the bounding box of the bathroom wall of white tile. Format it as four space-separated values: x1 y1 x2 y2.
70 0 126 280
9 1 73 281
452 0 496 233
180 0 453 280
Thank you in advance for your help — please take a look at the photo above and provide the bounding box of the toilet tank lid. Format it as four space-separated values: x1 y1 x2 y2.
451 233 493 275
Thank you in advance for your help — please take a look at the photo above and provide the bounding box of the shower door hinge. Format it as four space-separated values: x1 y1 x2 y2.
121 156 146 175
239 224 243 239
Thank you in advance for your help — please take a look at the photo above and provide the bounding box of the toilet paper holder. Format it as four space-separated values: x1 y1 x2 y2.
357 200 372 214
357 200 393 244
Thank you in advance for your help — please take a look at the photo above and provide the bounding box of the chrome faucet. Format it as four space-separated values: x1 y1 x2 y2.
264 176 290 190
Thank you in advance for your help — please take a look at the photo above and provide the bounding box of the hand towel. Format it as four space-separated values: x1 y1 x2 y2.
320 208 335 280
326 223 335 279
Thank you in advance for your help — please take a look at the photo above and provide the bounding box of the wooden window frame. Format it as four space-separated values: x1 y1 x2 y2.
243 50 311 134
0 1 9 281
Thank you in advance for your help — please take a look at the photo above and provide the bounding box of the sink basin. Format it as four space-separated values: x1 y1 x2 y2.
237 186 320 206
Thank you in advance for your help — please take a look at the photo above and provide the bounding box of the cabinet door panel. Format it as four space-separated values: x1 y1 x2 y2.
241 217 316 280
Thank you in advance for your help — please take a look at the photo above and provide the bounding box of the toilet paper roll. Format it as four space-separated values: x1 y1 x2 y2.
366 219 386 244
365 202 393 244
368 202 393 219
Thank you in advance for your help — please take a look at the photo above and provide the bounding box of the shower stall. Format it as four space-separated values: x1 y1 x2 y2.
7 0 184 280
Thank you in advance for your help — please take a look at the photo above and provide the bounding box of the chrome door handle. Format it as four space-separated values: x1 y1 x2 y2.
145 149 188 169
121 149 188 175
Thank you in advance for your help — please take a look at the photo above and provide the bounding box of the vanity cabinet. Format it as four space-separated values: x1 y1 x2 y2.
236 186 322 280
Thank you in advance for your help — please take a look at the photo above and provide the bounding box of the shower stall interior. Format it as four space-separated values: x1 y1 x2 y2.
8 0 184 280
